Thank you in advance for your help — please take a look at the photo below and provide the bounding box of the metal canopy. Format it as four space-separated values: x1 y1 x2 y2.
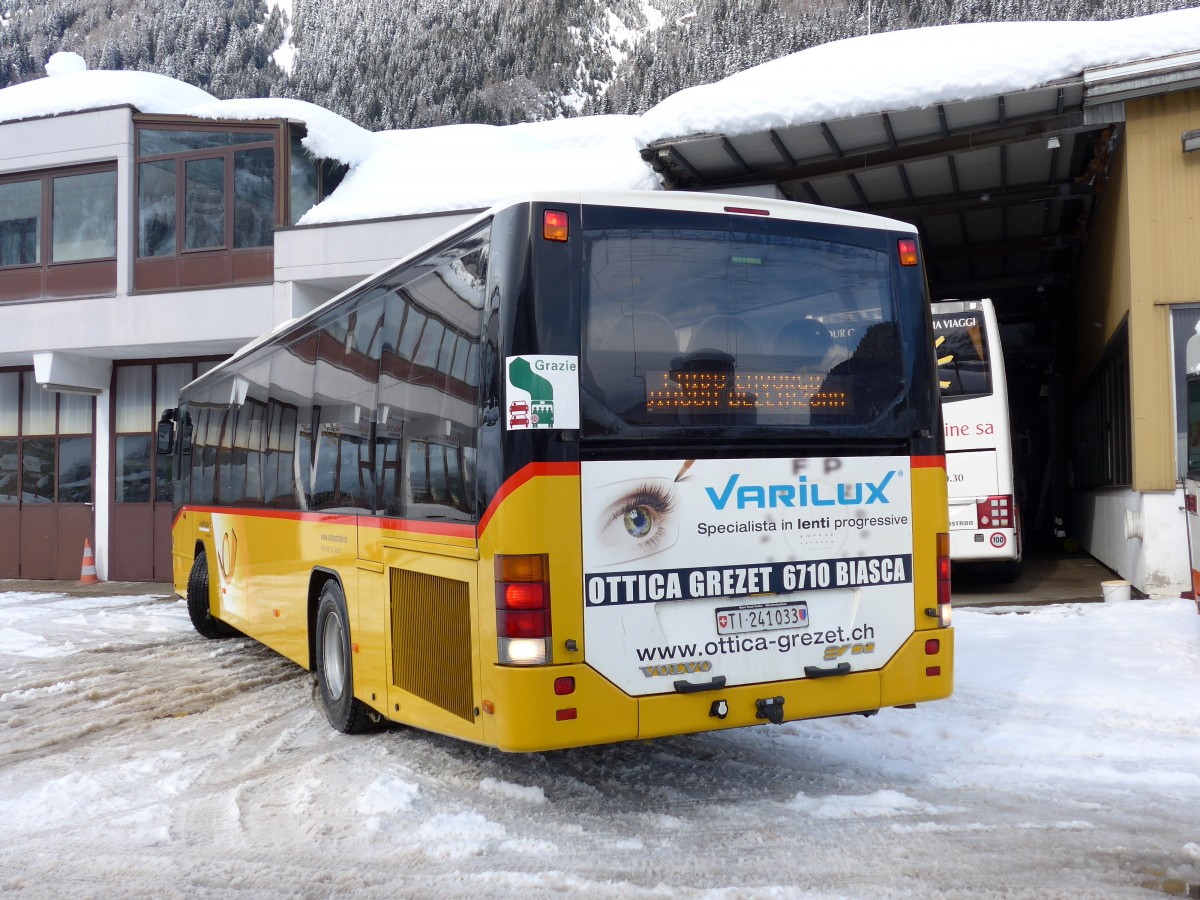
640 77 1119 324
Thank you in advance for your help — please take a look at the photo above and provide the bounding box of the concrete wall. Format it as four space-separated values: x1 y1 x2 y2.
1074 487 1188 595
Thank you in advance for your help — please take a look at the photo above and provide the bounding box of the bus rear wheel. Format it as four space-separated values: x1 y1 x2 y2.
314 580 378 733
186 550 233 639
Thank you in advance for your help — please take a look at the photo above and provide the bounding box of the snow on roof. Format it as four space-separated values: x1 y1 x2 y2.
0 52 217 119
634 7 1200 143
304 115 658 224
3 10 1200 224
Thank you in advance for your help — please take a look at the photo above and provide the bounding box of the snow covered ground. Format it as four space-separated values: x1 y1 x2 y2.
1 587 1198 899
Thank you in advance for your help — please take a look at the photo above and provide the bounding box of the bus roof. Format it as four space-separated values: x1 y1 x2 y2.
504 189 919 233
189 190 918 391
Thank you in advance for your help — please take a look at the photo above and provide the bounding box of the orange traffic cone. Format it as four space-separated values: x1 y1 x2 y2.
79 538 99 585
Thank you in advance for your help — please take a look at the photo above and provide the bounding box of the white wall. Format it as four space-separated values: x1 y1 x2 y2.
274 211 478 289
1074 487 1190 596
94 388 111 581
0 285 275 364
0 108 130 176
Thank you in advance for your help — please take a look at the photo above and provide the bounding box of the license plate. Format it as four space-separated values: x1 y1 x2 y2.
715 600 809 635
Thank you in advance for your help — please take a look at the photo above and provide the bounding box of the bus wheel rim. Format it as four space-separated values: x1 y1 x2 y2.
322 610 346 699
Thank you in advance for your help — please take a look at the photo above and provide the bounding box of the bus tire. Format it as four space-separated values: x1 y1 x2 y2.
186 550 233 639
314 580 376 734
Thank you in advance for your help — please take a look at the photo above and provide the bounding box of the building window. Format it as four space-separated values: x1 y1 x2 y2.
52 171 118 262
0 165 118 303
1170 305 1200 482
0 179 40 266
288 129 347 226
0 370 95 505
1071 327 1131 489
134 121 280 291
138 160 177 258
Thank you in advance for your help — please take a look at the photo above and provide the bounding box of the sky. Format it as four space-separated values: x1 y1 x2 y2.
3 8 1200 222
0 586 1198 898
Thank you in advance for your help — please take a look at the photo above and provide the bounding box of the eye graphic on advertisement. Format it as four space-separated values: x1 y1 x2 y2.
589 478 680 565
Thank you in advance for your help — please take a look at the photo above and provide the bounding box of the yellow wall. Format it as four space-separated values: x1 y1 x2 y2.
1075 129 1132 377
1078 89 1200 492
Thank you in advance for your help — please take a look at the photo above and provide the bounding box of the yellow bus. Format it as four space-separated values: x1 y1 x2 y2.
161 190 953 752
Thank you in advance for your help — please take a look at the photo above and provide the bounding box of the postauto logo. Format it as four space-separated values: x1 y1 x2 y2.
705 471 899 510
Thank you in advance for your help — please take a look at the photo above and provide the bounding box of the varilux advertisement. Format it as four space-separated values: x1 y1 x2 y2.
581 456 916 695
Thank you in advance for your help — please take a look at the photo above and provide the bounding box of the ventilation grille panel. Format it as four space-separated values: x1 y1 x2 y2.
390 569 475 723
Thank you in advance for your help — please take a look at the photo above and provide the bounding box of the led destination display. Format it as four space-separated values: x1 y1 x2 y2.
645 371 852 414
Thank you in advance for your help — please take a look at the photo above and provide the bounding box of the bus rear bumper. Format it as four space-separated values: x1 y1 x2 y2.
484 628 953 752
949 528 1020 562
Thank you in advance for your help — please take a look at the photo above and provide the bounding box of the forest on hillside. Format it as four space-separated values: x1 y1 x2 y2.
2 0 1197 130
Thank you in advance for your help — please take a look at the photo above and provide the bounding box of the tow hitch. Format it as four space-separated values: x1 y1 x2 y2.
755 696 785 724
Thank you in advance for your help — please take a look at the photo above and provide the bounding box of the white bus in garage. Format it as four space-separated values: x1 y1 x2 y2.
932 298 1021 581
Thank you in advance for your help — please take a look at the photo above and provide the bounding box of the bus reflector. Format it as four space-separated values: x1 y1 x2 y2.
936 532 952 627
556 708 578 721
543 209 569 242
977 495 1013 529
926 666 942 677
496 554 551 666
898 239 919 266
498 609 550 638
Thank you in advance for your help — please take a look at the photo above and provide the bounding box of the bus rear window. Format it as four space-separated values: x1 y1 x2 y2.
581 223 905 431
933 310 992 399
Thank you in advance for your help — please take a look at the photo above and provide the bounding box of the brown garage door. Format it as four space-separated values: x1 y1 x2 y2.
0 369 95 579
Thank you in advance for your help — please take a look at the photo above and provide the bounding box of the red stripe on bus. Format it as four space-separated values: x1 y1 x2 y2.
911 455 945 469
477 462 581 536
176 505 475 539
181 506 359 525
359 516 475 539
177 465 580 542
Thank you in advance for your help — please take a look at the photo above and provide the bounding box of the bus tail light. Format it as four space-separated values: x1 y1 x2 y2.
496 554 551 665
977 494 1014 529
897 238 919 266
936 532 952 627
1187 493 1197 514
543 210 569 242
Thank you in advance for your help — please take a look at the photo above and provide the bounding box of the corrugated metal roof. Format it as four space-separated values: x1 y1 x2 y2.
640 51 1200 328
